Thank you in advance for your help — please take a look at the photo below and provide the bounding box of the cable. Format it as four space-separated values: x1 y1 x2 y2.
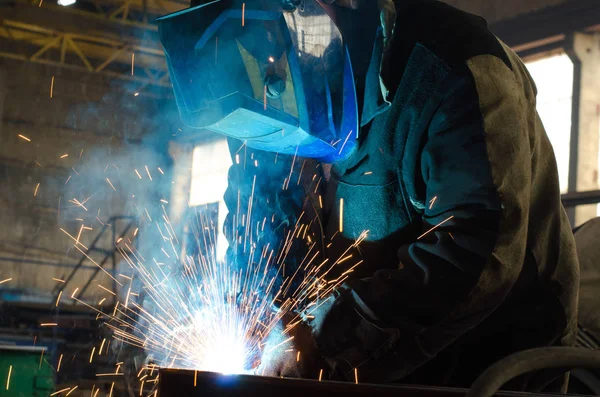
467 347 600 397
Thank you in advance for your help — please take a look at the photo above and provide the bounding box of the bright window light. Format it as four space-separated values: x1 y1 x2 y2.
58 0 76 6
526 53 574 194
189 140 232 261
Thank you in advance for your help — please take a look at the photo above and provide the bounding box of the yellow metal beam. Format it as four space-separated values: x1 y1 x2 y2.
0 19 170 89
0 20 167 69
18 0 187 31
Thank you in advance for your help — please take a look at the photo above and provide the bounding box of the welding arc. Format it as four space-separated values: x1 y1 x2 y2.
467 347 600 397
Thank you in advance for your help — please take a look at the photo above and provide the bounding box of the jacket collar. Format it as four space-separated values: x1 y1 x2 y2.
360 28 393 127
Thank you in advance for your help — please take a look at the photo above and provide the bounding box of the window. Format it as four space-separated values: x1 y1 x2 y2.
525 53 574 194
189 140 232 261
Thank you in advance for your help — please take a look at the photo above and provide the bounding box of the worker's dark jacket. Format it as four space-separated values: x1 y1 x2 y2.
223 0 579 391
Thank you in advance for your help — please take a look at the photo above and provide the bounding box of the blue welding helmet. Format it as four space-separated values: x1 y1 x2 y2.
157 0 358 162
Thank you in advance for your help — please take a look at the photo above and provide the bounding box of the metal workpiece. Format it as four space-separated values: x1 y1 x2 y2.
157 368 571 397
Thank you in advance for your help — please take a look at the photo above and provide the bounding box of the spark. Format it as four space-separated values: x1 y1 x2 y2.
85 163 368 378
51 388 71 396
145 165 153 181
135 169 143 179
106 178 117 191
93 388 100 397
296 351 301 362
40 323 57 327
429 196 438 209
35 161 42 167
158 167 164 175
57 354 63 372
160 199 168 204
338 130 353 155
134 92 139 97
55 291 63 307
354 368 358 384
60 228 88 249
242 2 245 26
95 373 123 377
76 224 84 244
0 278 12 285
194 370 197 387
319 369 323 381
109 382 115 397
60 154 68 159
66 386 78 396
33 183 40 197
39 349 45 369
89 347 96 363
53 278 65 283
265 336 294 354
97 286 113 297
50 76 54 98
131 53 135 75
18 134 31 142
5 366 11 390
417 215 455 240
73 246 123 286
363 171 373 176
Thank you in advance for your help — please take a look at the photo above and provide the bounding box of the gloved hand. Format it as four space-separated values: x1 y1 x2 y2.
257 313 329 379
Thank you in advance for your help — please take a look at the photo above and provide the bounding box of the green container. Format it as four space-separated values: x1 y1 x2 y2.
0 346 54 397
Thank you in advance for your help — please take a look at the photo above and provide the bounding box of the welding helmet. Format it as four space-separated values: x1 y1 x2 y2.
157 0 358 162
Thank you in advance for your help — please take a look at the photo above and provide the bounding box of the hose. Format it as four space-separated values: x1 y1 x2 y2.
466 347 600 397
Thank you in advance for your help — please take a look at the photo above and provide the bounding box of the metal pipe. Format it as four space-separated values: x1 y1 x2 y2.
561 189 600 207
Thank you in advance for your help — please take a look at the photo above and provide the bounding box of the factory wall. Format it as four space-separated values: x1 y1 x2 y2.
442 0 571 23
0 58 177 304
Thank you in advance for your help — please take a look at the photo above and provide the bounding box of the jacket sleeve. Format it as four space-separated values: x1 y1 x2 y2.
223 138 309 295
309 59 533 382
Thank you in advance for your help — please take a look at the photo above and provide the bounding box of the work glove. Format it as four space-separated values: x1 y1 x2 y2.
257 313 330 379
325 0 397 50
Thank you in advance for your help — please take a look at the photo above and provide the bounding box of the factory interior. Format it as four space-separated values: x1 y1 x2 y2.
1 0 600 396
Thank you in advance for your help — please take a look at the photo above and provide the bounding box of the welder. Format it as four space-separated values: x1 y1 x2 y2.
157 0 579 392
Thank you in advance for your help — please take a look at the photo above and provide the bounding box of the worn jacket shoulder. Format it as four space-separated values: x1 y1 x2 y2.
386 0 511 91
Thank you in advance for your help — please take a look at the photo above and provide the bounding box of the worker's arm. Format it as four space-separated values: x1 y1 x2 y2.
222 139 307 293
309 58 533 382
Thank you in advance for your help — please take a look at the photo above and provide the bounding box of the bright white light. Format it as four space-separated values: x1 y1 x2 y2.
189 140 232 261
167 307 253 375
57 0 76 6
268 56 275 63
134 92 139 97
526 54 573 194
200 333 248 375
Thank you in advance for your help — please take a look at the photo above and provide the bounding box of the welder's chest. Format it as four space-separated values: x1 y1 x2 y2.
319 145 420 280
